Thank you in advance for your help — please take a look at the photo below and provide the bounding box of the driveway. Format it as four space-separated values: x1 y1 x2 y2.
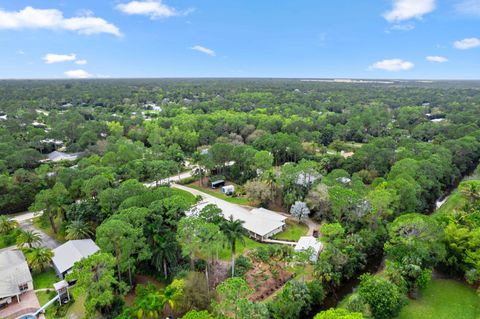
11 211 60 249
172 184 289 242
144 170 193 188
19 219 60 249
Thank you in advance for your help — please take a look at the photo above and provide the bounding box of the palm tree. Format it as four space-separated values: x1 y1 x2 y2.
65 220 93 240
262 169 278 200
136 290 165 319
24 246 54 272
0 215 18 234
16 229 42 248
220 215 247 277
150 231 177 279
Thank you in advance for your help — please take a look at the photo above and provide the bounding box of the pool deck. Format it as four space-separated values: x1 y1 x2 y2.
0 291 41 319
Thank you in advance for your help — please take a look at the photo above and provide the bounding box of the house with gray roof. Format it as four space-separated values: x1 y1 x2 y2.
41 151 83 163
0 250 33 306
52 239 100 279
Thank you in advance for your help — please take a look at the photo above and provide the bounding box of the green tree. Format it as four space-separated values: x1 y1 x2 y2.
385 213 445 290
220 216 247 277
96 218 150 285
182 310 214 319
214 277 254 319
16 229 41 248
65 220 93 240
66 252 120 317
357 274 404 319
254 150 273 174
268 280 312 319
313 308 364 319
23 246 53 272
30 182 70 233
0 215 18 234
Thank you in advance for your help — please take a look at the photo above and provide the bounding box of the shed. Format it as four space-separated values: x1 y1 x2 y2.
211 180 225 189
221 185 235 195
294 236 323 262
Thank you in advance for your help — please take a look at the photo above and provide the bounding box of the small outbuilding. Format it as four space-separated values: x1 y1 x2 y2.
221 185 235 195
52 239 100 279
294 236 323 262
211 180 225 189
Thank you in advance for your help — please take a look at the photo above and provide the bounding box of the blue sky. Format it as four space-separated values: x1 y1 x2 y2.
0 0 479 79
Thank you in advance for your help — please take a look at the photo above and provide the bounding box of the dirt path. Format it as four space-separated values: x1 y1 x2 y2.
304 217 321 236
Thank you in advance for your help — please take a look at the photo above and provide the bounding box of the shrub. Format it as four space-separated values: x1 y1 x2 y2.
234 255 253 277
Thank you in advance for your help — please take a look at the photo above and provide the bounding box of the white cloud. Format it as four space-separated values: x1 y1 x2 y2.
75 59 88 65
43 53 76 64
116 0 191 19
190 45 216 56
455 0 480 16
454 37 480 49
426 55 448 63
369 59 414 71
64 69 93 79
0 6 121 36
17 50 25 55
383 0 436 22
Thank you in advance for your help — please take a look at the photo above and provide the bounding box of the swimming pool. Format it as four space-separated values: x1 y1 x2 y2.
18 315 35 319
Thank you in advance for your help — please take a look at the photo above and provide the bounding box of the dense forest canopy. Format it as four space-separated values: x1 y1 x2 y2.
1 79 480 319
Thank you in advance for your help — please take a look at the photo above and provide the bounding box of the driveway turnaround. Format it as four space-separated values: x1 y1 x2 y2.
172 184 288 241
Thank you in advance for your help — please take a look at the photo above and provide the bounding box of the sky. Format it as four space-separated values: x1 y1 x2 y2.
0 0 479 79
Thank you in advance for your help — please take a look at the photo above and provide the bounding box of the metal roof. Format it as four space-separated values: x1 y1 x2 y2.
52 240 99 274
176 184 287 238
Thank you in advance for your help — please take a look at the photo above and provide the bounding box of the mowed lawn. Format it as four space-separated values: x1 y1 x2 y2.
32 267 58 289
273 220 308 241
396 279 480 319
187 183 253 205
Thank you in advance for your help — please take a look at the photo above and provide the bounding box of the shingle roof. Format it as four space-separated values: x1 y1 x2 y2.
52 240 99 274
0 250 32 299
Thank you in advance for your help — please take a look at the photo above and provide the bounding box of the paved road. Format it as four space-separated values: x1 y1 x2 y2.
11 210 43 223
144 170 194 188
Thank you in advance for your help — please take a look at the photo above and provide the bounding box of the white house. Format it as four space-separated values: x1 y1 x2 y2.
52 240 100 279
294 236 323 262
0 250 34 306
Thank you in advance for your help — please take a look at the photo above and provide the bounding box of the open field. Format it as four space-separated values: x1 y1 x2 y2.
396 279 480 319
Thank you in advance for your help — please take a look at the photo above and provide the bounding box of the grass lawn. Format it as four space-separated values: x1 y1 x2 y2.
187 183 253 206
36 287 86 319
435 191 465 216
273 220 308 241
435 165 480 216
396 279 480 319
36 290 53 306
33 267 58 289
63 288 86 319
